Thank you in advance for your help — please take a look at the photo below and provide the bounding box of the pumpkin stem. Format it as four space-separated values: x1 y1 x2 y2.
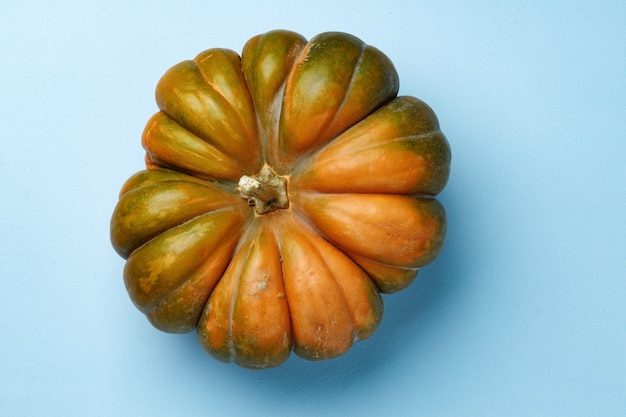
238 165 289 214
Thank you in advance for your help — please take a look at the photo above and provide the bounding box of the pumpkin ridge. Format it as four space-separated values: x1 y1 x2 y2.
142 112 247 182
316 43 400 149
111 181 241 259
225 242 245 362
155 60 260 168
118 168 212 197
341 249 420 293
305 229 361 343
144 233 241 332
154 221 243 306
128 205 249 260
292 131 442 179
128 177 237 194
286 197 399 269
262 81 288 168
123 206 249 321
311 42 366 147
232 217 293 367
296 192 446 269
225 217 274 362
271 214 310 354
192 52 259 159
271 216 293 339
274 213 356 359
284 195 327 241
276 33 364 169
240 31 308 171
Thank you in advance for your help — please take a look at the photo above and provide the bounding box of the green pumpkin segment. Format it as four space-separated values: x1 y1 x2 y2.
241 30 307 164
142 112 249 181
123 207 247 323
291 96 451 196
117 167 208 197
155 49 261 171
144 240 240 333
277 32 399 171
111 176 247 259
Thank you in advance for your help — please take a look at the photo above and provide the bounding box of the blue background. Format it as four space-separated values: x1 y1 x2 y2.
2 1 625 416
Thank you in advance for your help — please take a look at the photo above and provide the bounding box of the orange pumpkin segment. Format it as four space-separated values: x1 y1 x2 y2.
277 32 399 171
298 193 447 270
155 49 261 170
285 217 384 340
195 252 237 364
198 219 291 369
276 214 382 360
280 239 355 358
291 96 451 195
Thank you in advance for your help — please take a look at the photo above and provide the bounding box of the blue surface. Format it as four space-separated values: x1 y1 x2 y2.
1 1 625 416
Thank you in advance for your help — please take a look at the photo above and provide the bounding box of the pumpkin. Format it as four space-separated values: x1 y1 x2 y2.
110 30 451 369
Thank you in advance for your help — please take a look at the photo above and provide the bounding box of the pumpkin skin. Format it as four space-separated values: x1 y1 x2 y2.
110 30 451 369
